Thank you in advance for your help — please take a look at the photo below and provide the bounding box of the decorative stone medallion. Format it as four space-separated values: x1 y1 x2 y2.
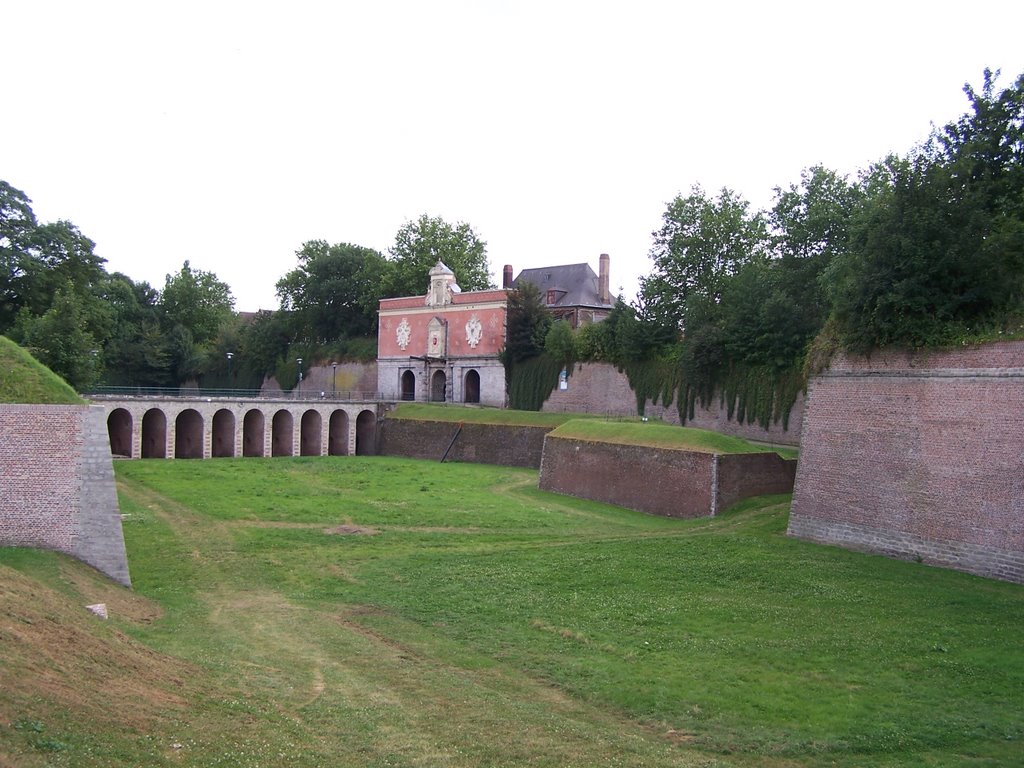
465 315 483 348
396 318 411 350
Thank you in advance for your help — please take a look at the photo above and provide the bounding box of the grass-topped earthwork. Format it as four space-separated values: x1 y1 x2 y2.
2 457 1022 767
549 419 797 457
0 335 83 404
388 401 600 427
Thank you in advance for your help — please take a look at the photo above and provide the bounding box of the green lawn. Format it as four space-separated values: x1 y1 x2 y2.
2 457 1021 766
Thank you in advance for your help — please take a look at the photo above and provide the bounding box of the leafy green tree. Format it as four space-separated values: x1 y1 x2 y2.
501 282 551 366
543 320 575 367
830 69 1024 351
384 214 492 298
17 281 101 389
276 240 386 342
0 181 39 331
96 273 170 386
640 186 767 331
159 261 234 384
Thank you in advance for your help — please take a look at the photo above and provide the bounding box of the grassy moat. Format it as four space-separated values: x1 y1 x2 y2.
2 456 1021 766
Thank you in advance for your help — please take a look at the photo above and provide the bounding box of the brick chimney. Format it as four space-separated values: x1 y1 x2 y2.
598 253 610 304
503 264 514 289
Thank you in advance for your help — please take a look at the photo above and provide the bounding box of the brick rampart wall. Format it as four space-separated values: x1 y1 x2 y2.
542 363 804 446
788 342 1024 583
0 404 131 586
538 436 796 519
378 419 549 468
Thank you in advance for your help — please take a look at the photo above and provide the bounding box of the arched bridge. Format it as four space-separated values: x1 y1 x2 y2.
87 391 391 459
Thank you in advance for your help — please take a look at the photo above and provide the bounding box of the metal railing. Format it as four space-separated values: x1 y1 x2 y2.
83 386 386 402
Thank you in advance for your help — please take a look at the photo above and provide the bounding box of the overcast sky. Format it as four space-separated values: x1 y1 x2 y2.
5 1 1024 311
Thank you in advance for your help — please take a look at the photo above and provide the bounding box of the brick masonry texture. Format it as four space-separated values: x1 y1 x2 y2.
542 363 804 446
538 436 796 519
788 342 1024 584
0 404 131 586
378 419 549 468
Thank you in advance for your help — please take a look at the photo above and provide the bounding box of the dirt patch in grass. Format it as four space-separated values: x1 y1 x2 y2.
323 524 377 536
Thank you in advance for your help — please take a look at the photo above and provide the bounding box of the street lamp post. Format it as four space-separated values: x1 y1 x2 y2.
296 357 303 397
226 351 234 393
331 361 337 397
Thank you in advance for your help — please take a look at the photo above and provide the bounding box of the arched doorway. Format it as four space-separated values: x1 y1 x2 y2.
431 370 446 402
107 408 132 457
329 410 349 456
355 410 376 456
243 409 264 457
141 408 167 459
464 369 480 404
272 410 294 457
401 370 416 401
212 409 235 458
174 409 204 459
300 410 322 456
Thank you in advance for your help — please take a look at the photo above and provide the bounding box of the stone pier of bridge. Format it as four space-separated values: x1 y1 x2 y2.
89 396 388 459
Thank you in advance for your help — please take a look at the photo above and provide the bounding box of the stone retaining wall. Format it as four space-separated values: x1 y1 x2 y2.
788 342 1024 583
0 404 131 586
538 436 796 518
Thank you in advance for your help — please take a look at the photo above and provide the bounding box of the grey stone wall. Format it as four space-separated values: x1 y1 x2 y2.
379 418 549 468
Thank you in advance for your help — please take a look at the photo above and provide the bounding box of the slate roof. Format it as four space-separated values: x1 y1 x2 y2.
513 263 612 309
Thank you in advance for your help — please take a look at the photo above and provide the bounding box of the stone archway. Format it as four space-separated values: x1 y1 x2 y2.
243 409 264 457
300 410 322 456
107 408 132 457
401 370 416 401
464 369 480 404
212 409 235 458
431 370 446 402
141 408 167 459
329 410 349 456
355 410 377 456
271 410 294 457
174 409 204 459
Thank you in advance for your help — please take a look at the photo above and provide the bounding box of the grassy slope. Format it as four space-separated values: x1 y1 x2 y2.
388 402 598 427
0 335 83 404
549 419 787 455
4 457 1022 767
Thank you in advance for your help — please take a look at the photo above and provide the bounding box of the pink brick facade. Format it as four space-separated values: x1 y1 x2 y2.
788 342 1024 583
377 263 509 407
0 404 131 585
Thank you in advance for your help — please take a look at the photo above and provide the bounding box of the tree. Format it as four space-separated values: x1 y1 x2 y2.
160 261 234 346
384 214 492 298
276 240 386 343
501 282 551 366
0 181 39 331
160 261 234 384
830 69 1024 351
640 186 767 331
17 281 102 390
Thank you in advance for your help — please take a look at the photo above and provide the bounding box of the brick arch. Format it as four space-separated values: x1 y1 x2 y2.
107 408 132 457
329 410 349 456
300 410 322 456
174 409 204 459
141 408 167 458
272 410 294 457
212 409 235 457
243 409 265 457
355 409 377 456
